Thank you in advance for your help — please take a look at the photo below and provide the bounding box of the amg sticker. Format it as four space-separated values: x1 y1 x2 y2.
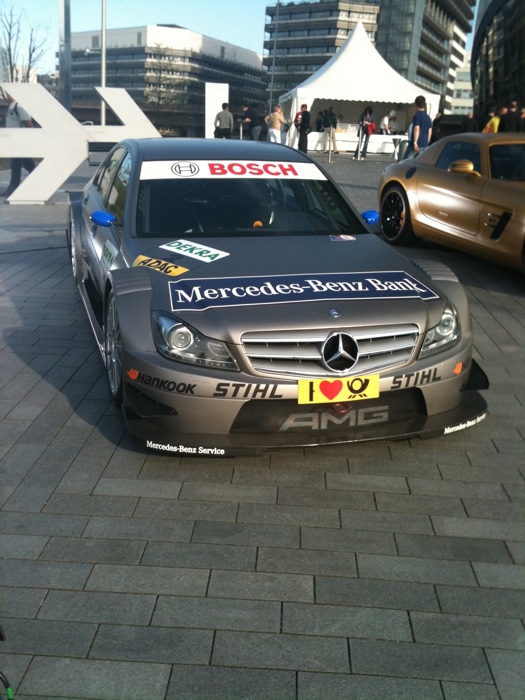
279 406 389 431
160 239 229 263
169 271 439 311
132 256 188 277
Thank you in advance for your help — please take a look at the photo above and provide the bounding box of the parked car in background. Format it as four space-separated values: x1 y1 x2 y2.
378 133 525 272
67 138 488 456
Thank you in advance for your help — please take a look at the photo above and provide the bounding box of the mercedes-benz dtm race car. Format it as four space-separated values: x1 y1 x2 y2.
67 138 488 456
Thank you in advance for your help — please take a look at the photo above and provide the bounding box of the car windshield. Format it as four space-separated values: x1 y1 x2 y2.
489 144 525 181
135 174 363 238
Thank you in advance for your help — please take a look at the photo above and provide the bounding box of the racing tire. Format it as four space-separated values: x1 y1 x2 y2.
104 290 123 406
68 208 81 282
380 185 416 246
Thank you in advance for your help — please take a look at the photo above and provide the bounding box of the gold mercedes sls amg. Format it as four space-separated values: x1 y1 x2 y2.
378 133 525 272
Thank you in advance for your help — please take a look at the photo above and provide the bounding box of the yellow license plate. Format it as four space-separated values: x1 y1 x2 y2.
297 374 380 405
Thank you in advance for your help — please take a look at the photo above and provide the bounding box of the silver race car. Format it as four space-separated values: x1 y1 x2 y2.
67 138 488 456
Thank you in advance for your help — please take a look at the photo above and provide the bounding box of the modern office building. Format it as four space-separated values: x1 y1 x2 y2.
263 1 380 98
70 25 267 134
472 0 525 118
263 1 476 113
374 0 475 112
450 51 474 115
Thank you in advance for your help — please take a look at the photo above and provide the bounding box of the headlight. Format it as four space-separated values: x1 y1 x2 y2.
152 313 239 371
419 302 460 358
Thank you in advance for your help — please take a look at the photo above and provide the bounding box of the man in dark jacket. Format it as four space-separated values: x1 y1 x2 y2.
498 101 521 132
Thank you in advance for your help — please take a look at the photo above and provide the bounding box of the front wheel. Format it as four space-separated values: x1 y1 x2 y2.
380 185 416 246
104 290 123 405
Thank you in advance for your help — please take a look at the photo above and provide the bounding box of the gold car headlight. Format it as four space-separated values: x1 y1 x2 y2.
152 313 239 370
419 302 460 358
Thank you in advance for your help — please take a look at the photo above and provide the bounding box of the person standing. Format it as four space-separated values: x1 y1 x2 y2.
242 103 262 141
403 96 432 159
265 105 286 143
482 106 500 133
430 112 442 144
296 103 311 154
461 111 479 132
499 101 521 132
323 106 338 153
353 106 374 160
379 110 396 135
214 102 234 139
1 93 36 197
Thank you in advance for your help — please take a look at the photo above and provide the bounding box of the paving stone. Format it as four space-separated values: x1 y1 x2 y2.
0 586 47 618
441 681 500 699
436 584 525 618
166 665 296 700
485 649 525 700
238 502 340 528
301 527 396 555
93 476 182 498
1 618 96 657
40 537 146 564
350 638 492 683
411 611 525 649
42 492 138 516
473 562 525 590
17 657 171 700
133 497 238 521
432 516 525 541
408 477 509 500
396 532 512 563
341 509 433 534
283 602 411 640
375 491 466 516
86 563 209 596
192 519 300 548
139 462 234 483
37 590 155 625
0 534 48 559
298 672 442 699
208 570 313 602
326 472 408 493
357 553 477 586
506 541 525 564
258 546 357 576
212 630 349 673
439 463 525 483
315 576 440 611
233 466 325 488
348 457 441 478
82 515 194 542
90 624 213 664
180 481 276 503
1 559 91 590
278 485 375 510
141 540 257 571
463 498 525 520
153 595 281 632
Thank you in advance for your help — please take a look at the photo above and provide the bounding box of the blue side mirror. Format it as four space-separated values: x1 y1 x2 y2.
361 209 380 225
91 210 117 227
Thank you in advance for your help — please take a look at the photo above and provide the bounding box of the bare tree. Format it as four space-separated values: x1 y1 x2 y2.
1 6 47 82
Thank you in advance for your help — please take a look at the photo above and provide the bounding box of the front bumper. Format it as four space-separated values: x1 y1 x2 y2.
122 359 488 456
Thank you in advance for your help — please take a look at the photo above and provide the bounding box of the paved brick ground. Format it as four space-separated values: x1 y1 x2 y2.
0 152 524 700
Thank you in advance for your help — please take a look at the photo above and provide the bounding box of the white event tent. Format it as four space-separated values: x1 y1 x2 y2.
278 21 440 150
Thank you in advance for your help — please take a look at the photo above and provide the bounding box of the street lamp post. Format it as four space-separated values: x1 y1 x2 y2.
101 0 107 125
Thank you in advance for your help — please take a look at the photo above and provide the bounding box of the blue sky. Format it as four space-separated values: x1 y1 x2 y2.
6 0 272 72
7 0 478 74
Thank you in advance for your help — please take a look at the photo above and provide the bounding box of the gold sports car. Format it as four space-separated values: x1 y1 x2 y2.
378 133 525 272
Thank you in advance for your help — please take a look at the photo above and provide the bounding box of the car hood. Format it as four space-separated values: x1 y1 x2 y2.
123 233 448 341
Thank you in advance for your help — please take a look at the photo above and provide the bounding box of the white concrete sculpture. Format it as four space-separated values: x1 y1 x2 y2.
0 82 160 204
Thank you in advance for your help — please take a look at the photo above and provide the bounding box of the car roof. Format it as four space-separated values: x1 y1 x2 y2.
121 137 312 163
437 133 525 145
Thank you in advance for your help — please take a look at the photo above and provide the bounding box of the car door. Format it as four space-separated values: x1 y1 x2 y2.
91 151 133 294
416 141 484 239
81 147 129 295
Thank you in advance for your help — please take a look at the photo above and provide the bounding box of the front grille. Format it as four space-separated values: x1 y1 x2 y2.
241 324 419 377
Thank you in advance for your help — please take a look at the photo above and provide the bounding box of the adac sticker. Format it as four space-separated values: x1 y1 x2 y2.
132 255 188 277
140 160 326 181
169 271 439 311
160 239 229 263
